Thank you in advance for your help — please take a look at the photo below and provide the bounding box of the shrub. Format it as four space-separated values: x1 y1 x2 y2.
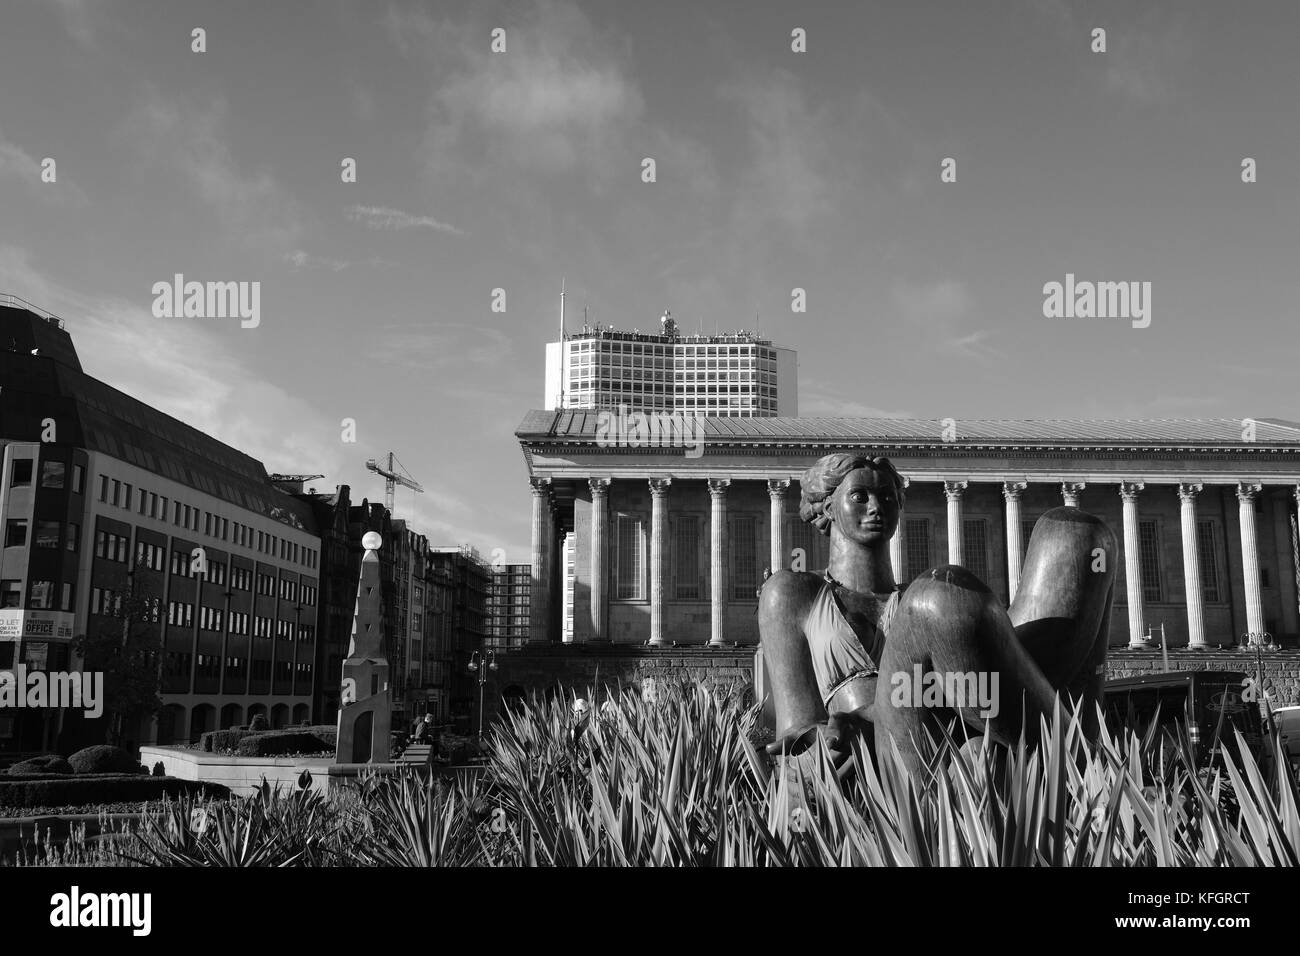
235 730 334 757
68 745 139 775
0 774 224 808
7 755 72 775
200 730 251 753
248 714 269 732
152 761 166 777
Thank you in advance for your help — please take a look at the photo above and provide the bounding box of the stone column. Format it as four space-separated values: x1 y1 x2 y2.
767 479 789 574
944 481 967 566
528 477 551 644
1238 482 1265 639
1120 482 1146 647
588 478 611 643
709 479 731 646
648 478 672 646
1003 481 1028 602
890 476 910 583
1178 483 1207 648
1062 481 1086 508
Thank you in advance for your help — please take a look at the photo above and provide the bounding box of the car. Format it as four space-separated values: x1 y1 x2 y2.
1102 670 1269 771
1273 705 1300 769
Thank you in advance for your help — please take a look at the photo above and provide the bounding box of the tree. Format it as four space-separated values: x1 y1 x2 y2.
73 570 164 746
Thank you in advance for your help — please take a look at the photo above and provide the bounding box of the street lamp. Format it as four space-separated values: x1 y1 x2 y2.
467 649 497 739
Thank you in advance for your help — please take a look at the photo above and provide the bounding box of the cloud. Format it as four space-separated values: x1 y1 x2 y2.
0 127 88 206
125 96 303 253
344 205 463 234
51 0 96 49
891 279 1004 362
366 323 512 374
799 388 912 420
405 1 646 183
0 245 343 478
283 250 393 271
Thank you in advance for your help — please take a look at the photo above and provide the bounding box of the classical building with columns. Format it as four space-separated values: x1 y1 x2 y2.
518 410 1300 651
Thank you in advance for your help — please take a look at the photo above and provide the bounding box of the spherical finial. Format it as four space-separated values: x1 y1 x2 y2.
362 531 383 551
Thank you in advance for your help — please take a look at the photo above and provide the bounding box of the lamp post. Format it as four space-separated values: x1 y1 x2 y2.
467 649 497 739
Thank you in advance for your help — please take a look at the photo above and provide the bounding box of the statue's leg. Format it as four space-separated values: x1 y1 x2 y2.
1009 506 1118 739
873 565 1058 780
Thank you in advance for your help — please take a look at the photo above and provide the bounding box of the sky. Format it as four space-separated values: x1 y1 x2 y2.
1 0 1299 562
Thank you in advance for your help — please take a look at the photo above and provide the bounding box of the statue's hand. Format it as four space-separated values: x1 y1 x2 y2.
766 716 859 770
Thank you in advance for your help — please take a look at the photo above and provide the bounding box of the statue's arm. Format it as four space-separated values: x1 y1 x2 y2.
758 571 826 741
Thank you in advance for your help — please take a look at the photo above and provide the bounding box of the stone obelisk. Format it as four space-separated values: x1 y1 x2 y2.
335 531 391 763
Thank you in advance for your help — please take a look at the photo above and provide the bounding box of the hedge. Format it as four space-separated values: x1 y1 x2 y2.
199 730 252 753
203 726 336 754
7 755 72 775
235 730 334 757
0 775 225 808
68 746 140 775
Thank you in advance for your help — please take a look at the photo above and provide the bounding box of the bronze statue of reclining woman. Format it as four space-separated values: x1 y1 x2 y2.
758 453 1117 778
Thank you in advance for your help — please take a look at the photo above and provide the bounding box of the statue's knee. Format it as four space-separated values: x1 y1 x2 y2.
897 565 992 625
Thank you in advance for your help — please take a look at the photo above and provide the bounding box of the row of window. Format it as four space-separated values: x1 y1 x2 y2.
4 518 79 552
170 653 314 683
610 512 1237 605
96 472 318 569
9 458 85 494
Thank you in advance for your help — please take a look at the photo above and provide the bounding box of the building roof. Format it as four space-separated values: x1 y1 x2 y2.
0 303 317 531
516 408 1300 450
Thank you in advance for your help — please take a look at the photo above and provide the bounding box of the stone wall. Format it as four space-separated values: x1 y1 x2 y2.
489 645 1300 722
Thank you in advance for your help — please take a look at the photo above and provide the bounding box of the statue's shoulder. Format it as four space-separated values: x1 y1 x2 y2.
758 568 823 612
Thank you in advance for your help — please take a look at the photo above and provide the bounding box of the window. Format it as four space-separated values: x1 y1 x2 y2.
123 483 132 509
671 515 703 600
730 515 758 601
613 512 645 600
99 474 109 502
40 461 65 489
5 520 28 548
962 518 989 583
1138 520 1163 603
34 521 60 549
1261 567 1272 589
905 517 932 583
1021 518 1036 557
60 582 72 612
1196 521 1221 603
0 580 21 608
111 480 120 506
10 459 32 487
28 580 53 609
67 524 79 552
72 464 84 494
786 517 828 573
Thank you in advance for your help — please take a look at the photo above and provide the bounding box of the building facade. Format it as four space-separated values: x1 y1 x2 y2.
544 313 798 418
486 563 531 652
518 409 1300 650
428 547 491 729
0 301 323 751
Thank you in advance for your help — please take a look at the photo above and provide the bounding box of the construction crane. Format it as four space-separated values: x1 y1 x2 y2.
267 474 325 492
365 452 424 514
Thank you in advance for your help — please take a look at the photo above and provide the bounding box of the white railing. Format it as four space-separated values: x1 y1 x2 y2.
0 293 64 329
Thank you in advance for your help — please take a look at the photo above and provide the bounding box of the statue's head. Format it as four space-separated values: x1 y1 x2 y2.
798 453 905 547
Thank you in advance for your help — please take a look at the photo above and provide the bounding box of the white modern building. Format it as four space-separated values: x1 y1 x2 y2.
544 311 798 418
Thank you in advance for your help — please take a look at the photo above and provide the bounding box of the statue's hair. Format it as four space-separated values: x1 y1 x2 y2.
798 453 906 537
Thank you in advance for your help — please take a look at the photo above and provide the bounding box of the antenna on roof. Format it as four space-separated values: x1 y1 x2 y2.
557 278 567 409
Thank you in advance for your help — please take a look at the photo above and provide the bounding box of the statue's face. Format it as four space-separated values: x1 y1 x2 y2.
830 467 899 546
